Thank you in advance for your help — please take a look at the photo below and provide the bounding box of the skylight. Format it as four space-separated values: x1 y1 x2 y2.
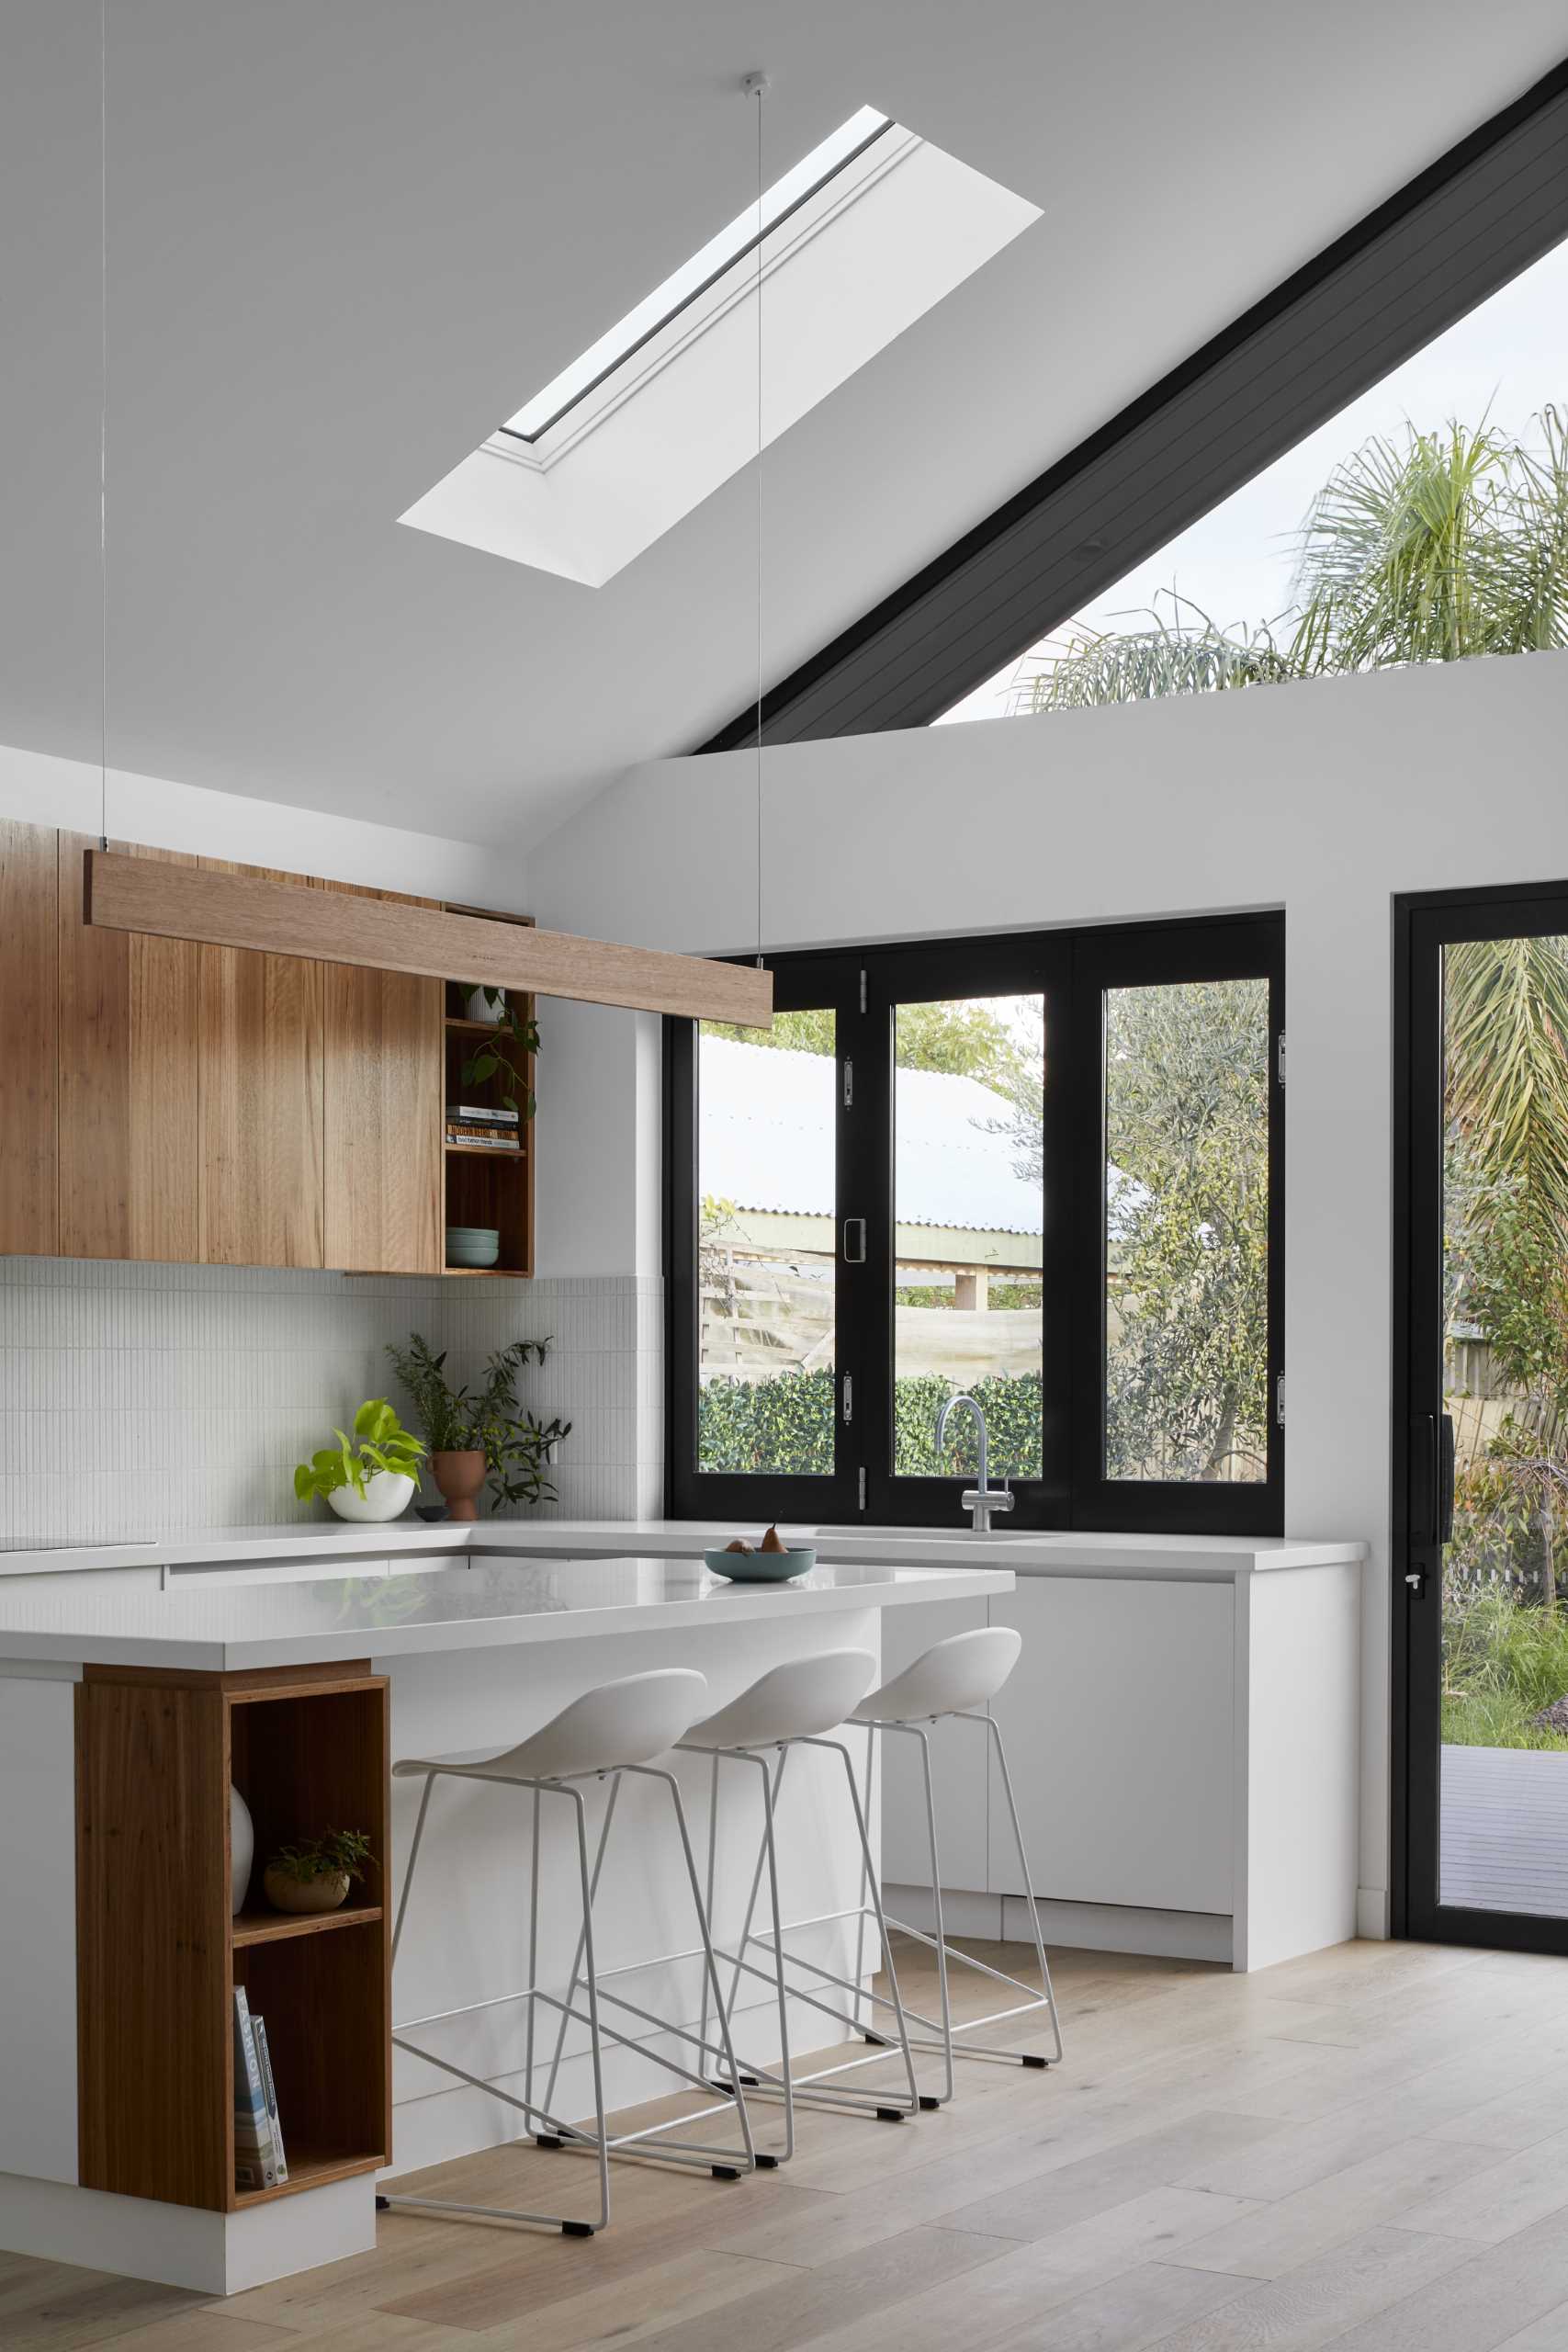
400 106 1041 588
502 106 894 445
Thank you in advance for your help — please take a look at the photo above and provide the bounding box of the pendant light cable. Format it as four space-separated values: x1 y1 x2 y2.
745 70 767 967
98 0 108 851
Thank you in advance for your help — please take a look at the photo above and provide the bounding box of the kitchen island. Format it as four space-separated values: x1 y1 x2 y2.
0 1547 1012 2296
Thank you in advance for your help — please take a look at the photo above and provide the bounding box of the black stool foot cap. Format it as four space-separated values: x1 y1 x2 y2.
536 2132 566 2148
737 2073 761 2088
919 2096 942 2111
863 2032 891 2047
375 2194 391 2211
560 2221 595 2238
755 2152 780 2169
709 2079 737 2096
1021 2054 1050 2070
875 2106 906 2123
712 2163 741 2181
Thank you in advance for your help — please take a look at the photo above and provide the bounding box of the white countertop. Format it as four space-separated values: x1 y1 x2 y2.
0 1518 1367 1584
0 1551 1017 1673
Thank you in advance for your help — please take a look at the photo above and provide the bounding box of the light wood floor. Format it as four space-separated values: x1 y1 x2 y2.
17 1933 1568 2351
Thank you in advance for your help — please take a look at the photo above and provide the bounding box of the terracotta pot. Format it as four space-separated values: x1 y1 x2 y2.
431 1449 486 1521
263 1865 351 1915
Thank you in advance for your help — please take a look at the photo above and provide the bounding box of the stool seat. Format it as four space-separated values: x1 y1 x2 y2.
682 1649 876 1751
851 1625 1021 1724
393 1668 708 1785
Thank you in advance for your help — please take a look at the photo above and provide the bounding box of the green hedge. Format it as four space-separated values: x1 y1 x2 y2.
698 1370 1043 1478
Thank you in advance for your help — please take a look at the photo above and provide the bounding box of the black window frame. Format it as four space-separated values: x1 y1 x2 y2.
666 911 1283 1534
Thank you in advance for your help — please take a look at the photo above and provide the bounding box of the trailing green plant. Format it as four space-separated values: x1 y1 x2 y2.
461 991 540 1119
468 1340 571 1511
384 1335 474 1453
293 1397 425 1505
386 1333 570 1511
265 1827 375 1885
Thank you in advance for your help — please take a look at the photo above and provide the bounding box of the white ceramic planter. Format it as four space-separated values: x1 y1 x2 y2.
327 1471 416 1523
466 985 507 1023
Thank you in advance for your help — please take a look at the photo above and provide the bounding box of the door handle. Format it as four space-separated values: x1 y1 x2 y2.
1438 1411 1455 1547
842 1217 866 1264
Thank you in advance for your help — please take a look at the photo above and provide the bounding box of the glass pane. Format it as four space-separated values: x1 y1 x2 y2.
892 995 1043 1477
1439 933 1568 1915
694 1012 836 1476
1103 978 1269 1484
939 232 1568 722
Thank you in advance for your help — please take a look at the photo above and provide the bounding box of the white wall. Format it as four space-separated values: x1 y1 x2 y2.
532 646 1568 1932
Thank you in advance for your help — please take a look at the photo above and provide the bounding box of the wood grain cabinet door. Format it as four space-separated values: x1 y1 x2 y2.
322 887 442 1274
57 834 200 1261
0 819 59 1253
197 862 325 1269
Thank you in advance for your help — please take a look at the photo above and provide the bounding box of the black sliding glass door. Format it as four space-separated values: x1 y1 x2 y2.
1397 885 1568 1951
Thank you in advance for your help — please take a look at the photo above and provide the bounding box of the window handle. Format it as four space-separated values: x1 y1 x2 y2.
842 1217 866 1264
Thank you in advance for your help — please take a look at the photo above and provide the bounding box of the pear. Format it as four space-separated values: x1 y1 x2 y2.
724 1537 754 1555
759 1524 787 1555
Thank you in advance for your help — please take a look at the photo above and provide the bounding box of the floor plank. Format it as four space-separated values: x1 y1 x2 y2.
28 1936 1568 2352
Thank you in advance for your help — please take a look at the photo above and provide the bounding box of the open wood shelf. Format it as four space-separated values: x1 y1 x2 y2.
75 1660 391 2217
231 1903 383 1950
443 967 534 1276
232 2144 383 2208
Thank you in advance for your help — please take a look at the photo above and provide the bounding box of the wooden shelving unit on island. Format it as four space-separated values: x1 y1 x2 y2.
75 1661 390 2215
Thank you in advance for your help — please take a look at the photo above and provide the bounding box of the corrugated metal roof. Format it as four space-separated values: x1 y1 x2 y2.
697 1037 1042 1236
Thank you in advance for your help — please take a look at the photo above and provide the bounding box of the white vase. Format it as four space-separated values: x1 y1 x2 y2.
327 1471 416 1523
466 985 507 1023
231 1784 254 1917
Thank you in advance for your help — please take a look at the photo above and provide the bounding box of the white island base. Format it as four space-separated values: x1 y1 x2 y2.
0 1549 1011 2294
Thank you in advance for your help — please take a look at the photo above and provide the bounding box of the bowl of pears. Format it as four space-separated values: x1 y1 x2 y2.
704 1525 816 1583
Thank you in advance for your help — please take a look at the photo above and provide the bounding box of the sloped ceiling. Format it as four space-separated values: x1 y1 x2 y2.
4 0 1563 849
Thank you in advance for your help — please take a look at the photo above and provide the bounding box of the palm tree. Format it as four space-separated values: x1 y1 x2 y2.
1021 408 1568 711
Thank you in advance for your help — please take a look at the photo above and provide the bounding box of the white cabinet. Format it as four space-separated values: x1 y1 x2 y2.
874 1595 990 1890
987 1577 1234 1915
874 1557 1361 1970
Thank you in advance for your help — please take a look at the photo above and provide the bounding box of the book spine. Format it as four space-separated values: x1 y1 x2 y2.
232 1986 277 2189
252 2014 288 2184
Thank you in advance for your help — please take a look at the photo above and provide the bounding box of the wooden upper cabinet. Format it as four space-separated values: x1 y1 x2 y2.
323 888 442 1274
58 835 200 1261
0 820 59 1253
197 861 325 1270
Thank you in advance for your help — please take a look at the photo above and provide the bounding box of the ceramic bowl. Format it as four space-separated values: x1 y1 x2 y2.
446 1225 501 1268
704 1545 817 1583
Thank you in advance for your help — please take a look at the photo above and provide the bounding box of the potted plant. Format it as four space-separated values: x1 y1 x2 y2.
262 1828 375 1916
293 1399 425 1522
460 992 540 1122
388 1333 570 1519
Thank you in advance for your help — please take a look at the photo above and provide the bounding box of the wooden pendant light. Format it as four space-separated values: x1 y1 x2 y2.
84 850 773 1027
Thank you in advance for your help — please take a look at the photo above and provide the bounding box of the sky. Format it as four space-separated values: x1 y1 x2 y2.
938 232 1568 723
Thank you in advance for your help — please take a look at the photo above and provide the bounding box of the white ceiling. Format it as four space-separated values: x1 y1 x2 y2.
5 1 1564 852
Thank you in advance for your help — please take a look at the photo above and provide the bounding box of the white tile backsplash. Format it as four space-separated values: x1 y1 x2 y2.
0 1260 665 1546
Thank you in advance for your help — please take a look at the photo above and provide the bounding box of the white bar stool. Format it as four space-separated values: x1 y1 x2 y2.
676 1648 922 2158
845 1625 1063 2101
382 1667 758 2239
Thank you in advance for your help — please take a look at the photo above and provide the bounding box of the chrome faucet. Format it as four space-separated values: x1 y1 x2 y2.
936 1392 1015 1532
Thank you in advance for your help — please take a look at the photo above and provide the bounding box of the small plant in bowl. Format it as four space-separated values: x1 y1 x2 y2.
263 1828 375 1917
293 1399 425 1523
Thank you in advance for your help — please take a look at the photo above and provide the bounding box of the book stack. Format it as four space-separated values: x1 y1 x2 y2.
233 1987 288 2191
446 1102 521 1152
